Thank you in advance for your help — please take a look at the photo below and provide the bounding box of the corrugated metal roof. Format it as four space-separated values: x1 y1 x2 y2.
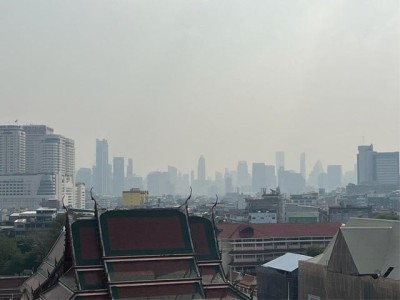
261 252 312 272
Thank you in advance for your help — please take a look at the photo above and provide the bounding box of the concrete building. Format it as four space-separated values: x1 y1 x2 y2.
284 203 320 223
22 125 54 174
0 124 76 209
0 125 26 175
357 145 399 187
300 152 306 181
275 152 285 174
290 192 318 206
375 152 400 185
113 157 124 196
146 171 172 196
298 218 400 299
279 171 305 195
265 165 276 190
357 145 375 185
122 188 149 206
252 163 267 193
217 222 340 276
328 205 372 224
75 167 92 189
74 182 86 209
245 189 284 223
198 155 206 182
237 161 251 193
327 165 342 192
94 139 109 195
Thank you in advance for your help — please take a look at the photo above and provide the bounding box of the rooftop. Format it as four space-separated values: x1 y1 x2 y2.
217 222 341 240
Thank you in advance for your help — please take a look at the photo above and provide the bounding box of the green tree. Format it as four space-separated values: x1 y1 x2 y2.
373 211 399 220
306 245 324 257
0 236 24 275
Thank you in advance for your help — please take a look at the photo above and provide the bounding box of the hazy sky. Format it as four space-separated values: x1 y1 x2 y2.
1 0 399 177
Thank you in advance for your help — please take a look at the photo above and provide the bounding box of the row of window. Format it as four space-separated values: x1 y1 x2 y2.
233 236 332 243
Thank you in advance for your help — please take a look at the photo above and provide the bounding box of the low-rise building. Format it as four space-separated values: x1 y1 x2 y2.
328 205 372 223
217 222 341 275
122 188 149 206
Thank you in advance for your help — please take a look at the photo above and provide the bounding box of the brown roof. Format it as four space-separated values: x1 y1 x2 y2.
217 222 341 239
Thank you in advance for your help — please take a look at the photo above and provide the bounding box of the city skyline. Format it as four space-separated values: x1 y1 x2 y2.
1 1 399 177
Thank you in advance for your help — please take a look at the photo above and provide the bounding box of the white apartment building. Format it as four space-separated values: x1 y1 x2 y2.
0 125 26 175
75 182 86 209
22 125 54 174
0 124 76 209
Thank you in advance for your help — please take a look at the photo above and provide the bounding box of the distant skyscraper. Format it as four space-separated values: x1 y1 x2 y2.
265 165 277 189
0 125 26 175
224 174 233 195
357 145 399 186
0 124 76 208
125 158 134 190
94 139 109 195
22 125 54 174
252 163 267 193
168 165 178 195
127 158 133 178
327 165 342 191
147 171 171 196
300 152 306 181
308 161 324 189
237 161 251 192
276 152 285 189
357 145 375 185
76 167 92 188
375 152 399 185
113 157 124 196
197 155 205 182
276 152 285 173
40 134 75 176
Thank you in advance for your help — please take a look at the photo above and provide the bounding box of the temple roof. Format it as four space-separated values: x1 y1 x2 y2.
22 206 249 299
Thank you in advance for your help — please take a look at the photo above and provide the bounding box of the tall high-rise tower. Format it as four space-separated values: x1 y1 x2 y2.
113 157 124 196
197 155 205 182
40 134 74 175
0 125 26 175
22 125 54 174
275 151 285 172
327 165 342 191
252 163 267 193
237 161 250 191
95 139 109 195
300 152 306 181
357 145 375 185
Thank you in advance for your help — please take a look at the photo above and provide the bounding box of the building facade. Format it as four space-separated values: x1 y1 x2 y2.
122 188 149 206
0 124 75 209
0 125 26 175
94 139 109 195
217 222 341 276
357 144 399 187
